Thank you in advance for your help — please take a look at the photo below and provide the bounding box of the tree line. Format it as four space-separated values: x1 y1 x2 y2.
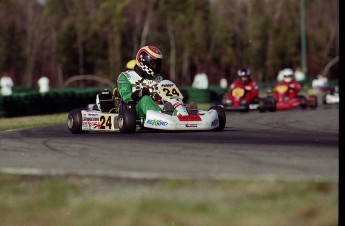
0 0 339 88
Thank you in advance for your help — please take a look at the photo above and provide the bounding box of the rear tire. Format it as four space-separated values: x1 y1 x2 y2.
67 108 90 134
308 95 318 109
209 105 226 131
118 102 137 133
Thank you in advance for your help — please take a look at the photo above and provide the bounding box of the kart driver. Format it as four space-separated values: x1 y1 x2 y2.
228 68 259 103
274 68 301 99
116 45 198 118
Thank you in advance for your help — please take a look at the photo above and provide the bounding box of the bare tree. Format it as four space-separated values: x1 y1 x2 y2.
167 16 176 82
25 0 44 87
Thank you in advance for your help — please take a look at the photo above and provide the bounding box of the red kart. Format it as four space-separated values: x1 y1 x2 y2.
271 84 318 110
221 87 258 111
221 87 276 112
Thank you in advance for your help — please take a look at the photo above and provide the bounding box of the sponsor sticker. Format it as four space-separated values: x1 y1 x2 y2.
118 79 127 84
84 117 99 121
148 46 161 54
146 119 168 126
82 121 100 129
123 73 131 79
177 115 202 121
173 102 182 108
87 113 98 116
161 83 174 87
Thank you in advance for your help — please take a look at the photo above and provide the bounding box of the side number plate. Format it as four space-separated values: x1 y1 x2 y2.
99 115 112 130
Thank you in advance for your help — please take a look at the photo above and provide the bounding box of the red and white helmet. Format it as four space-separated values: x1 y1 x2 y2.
135 46 163 79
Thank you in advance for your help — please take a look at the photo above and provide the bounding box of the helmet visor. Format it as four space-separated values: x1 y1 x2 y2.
238 69 251 77
283 74 293 82
240 76 249 84
148 59 162 75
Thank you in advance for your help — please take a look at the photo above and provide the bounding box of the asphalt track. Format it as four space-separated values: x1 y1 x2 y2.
0 106 339 181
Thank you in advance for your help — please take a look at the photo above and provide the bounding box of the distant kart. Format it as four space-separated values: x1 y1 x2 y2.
221 86 275 112
67 80 226 134
269 84 318 111
323 87 339 105
324 92 339 105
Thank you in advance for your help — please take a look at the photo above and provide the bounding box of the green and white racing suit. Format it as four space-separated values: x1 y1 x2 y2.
117 70 162 118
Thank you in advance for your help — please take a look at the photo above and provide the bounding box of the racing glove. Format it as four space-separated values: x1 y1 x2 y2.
288 84 295 89
131 87 150 102
153 92 163 105
244 86 252 93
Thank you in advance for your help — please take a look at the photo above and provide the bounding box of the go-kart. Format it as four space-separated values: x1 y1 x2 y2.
221 87 258 111
307 86 339 105
67 80 226 134
271 84 318 110
323 86 339 105
221 86 275 112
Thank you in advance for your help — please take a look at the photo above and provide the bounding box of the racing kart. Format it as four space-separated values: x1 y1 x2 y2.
323 86 339 105
270 84 318 110
67 80 226 134
221 86 275 112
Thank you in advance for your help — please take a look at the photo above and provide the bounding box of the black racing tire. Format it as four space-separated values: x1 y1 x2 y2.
67 108 90 134
241 105 250 113
209 105 226 131
258 98 267 113
299 95 308 110
240 99 250 112
308 95 318 109
322 94 328 105
118 102 137 133
266 96 277 112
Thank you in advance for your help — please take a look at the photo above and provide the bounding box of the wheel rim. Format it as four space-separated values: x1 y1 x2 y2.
118 115 124 129
67 115 74 129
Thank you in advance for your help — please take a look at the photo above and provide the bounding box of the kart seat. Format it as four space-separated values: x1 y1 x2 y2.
96 89 115 113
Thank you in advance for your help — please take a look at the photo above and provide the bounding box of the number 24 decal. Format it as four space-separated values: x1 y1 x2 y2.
100 115 112 129
163 88 180 97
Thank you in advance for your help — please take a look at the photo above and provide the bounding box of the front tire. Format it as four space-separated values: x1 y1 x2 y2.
209 105 226 131
258 98 267 112
299 95 308 109
67 108 90 134
266 96 277 112
118 102 137 133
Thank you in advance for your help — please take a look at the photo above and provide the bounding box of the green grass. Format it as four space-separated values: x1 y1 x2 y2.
0 174 338 226
0 111 338 226
0 112 68 131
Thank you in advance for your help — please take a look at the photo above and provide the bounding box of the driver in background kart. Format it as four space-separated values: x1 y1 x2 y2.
274 68 301 99
116 45 198 118
227 68 259 104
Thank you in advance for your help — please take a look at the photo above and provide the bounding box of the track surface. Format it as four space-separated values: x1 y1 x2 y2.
0 106 339 181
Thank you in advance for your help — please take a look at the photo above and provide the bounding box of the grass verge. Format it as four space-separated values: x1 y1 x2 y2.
0 174 338 226
0 112 68 131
